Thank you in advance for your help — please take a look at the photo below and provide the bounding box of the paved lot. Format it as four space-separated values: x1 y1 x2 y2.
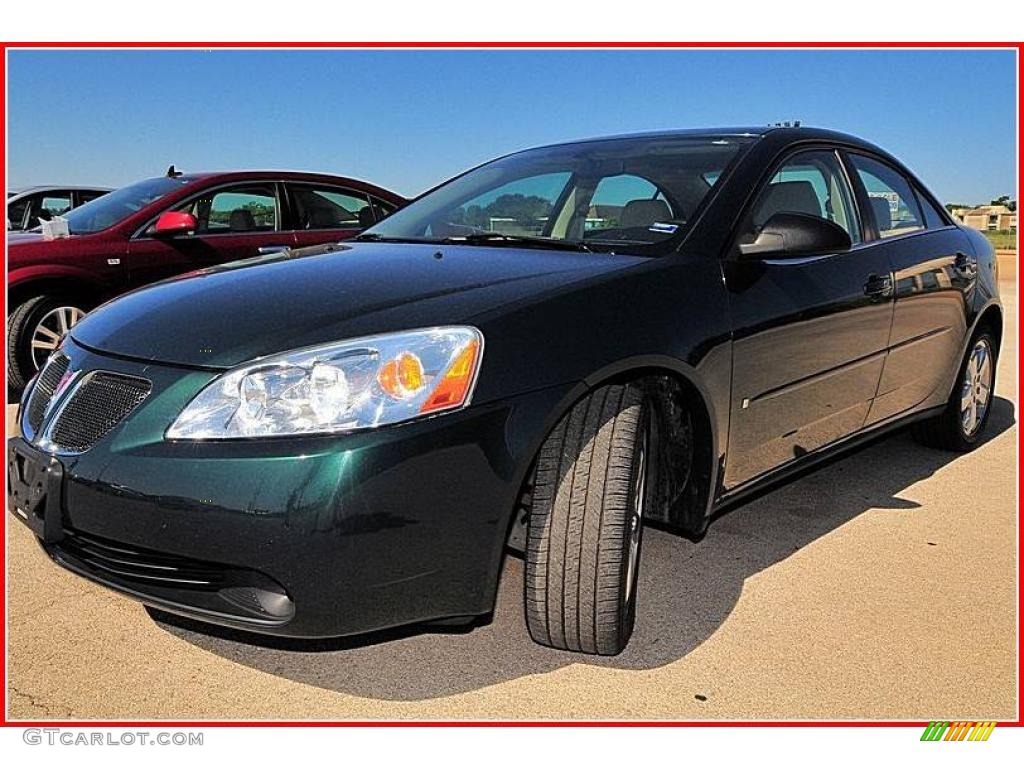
5 280 1017 721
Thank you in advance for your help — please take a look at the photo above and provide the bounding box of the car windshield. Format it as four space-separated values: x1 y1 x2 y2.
363 135 753 255
60 176 189 234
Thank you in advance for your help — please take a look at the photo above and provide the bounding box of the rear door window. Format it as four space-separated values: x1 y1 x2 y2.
914 188 949 230
848 155 924 239
289 185 372 230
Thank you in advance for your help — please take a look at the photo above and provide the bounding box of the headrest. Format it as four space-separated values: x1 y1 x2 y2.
307 207 339 228
869 197 892 232
357 206 376 228
620 199 672 228
228 208 256 231
755 180 822 226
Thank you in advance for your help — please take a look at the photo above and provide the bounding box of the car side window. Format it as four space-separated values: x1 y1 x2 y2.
40 193 73 218
370 196 398 222
8 197 30 229
848 155 924 239
914 187 949 230
741 150 861 246
76 190 107 206
23 192 73 228
290 185 372 230
181 185 278 234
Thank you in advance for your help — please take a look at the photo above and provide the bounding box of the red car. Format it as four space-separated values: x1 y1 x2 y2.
6 169 405 388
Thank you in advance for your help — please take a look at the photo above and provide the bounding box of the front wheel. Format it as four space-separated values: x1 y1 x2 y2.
913 331 997 452
524 383 653 655
7 296 87 391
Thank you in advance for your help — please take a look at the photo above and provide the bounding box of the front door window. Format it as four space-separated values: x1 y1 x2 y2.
181 185 279 233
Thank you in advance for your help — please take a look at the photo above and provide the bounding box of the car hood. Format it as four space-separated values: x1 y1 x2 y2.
7 231 89 261
71 241 646 369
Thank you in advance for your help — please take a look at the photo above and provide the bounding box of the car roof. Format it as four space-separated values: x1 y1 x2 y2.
158 170 405 202
524 125 885 153
8 185 113 198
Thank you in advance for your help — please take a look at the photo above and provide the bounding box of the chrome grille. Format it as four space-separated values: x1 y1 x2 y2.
48 372 151 453
26 353 70 433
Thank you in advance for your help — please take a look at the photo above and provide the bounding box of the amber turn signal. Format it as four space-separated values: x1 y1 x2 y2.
420 339 481 414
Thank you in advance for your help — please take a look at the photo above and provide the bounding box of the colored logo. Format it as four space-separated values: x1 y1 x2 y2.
921 721 997 741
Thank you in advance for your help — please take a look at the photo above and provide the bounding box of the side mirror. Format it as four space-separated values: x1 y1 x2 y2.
739 212 852 259
153 211 197 237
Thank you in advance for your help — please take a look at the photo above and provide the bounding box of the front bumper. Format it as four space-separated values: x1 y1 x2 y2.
8 339 573 638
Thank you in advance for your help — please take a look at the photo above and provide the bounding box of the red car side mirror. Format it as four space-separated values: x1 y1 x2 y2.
153 211 197 236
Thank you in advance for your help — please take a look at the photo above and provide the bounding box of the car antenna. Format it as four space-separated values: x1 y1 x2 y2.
770 120 802 128
166 164 183 178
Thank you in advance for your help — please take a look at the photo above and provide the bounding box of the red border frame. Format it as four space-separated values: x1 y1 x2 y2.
0 40 1020 729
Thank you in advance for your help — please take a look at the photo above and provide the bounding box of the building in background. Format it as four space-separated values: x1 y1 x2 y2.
951 204 1017 232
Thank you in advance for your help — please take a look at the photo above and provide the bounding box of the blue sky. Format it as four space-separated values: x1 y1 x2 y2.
7 49 1017 204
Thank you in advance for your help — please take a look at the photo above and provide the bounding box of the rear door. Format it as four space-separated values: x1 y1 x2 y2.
286 183 380 249
126 181 296 288
723 148 895 488
845 153 975 425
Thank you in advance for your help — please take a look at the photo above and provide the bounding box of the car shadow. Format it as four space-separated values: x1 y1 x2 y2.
151 396 1015 701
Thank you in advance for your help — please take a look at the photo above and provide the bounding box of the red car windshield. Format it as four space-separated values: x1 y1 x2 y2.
61 176 189 234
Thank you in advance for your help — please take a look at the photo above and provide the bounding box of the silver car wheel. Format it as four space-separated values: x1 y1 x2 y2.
960 337 993 437
30 305 84 370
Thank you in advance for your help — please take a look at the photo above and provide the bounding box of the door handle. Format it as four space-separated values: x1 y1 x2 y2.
258 245 290 256
954 251 978 277
864 273 893 300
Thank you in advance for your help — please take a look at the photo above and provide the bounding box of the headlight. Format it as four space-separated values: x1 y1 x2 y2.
166 326 483 439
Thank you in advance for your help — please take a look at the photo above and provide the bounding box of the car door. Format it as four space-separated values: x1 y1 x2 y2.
722 148 896 488
286 183 377 249
126 181 296 288
844 153 975 425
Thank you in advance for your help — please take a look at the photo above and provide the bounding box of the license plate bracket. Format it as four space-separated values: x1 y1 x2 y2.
7 439 65 544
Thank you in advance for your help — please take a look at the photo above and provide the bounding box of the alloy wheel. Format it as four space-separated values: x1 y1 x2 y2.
960 338 993 437
30 306 84 371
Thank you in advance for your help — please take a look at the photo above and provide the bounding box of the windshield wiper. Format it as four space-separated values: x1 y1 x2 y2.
444 233 591 252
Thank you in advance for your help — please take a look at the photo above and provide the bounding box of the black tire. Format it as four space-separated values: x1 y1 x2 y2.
7 295 85 392
912 331 997 452
524 383 652 655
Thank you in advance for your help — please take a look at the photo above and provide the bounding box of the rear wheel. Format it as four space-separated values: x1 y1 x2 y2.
913 332 997 452
7 295 86 391
524 383 653 655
